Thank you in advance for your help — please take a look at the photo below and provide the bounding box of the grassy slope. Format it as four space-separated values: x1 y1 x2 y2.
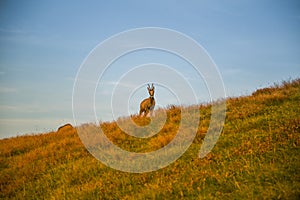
0 79 299 199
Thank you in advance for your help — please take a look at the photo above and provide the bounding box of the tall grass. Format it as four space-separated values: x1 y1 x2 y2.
0 79 299 199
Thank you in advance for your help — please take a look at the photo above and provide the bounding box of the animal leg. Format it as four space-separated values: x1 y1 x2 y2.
139 109 143 117
144 110 150 117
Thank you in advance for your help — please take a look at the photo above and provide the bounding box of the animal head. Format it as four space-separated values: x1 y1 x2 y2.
147 83 155 97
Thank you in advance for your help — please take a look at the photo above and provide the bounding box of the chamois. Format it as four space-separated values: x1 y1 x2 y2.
139 84 155 117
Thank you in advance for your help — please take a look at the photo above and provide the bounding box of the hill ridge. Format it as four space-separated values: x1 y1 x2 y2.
0 79 299 199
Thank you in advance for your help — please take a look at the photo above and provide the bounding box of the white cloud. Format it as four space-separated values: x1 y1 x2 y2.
103 81 136 89
0 117 74 139
0 105 18 111
0 86 17 93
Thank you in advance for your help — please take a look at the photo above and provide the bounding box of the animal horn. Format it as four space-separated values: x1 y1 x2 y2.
147 84 150 89
152 83 154 89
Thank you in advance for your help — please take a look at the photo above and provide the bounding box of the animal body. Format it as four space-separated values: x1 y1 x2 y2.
57 123 73 133
139 84 155 117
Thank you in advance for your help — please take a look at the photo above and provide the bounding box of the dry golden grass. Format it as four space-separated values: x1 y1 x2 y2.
0 79 299 199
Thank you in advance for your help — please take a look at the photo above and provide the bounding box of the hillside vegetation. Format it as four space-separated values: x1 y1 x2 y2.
0 79 299 199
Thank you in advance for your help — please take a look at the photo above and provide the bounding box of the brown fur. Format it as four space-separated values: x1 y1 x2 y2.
139 84 156 117
57 123 73 133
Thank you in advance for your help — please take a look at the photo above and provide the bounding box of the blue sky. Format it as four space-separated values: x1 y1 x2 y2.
0 0 299 138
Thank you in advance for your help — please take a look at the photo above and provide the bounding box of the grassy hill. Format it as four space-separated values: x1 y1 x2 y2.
1 79 299 199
